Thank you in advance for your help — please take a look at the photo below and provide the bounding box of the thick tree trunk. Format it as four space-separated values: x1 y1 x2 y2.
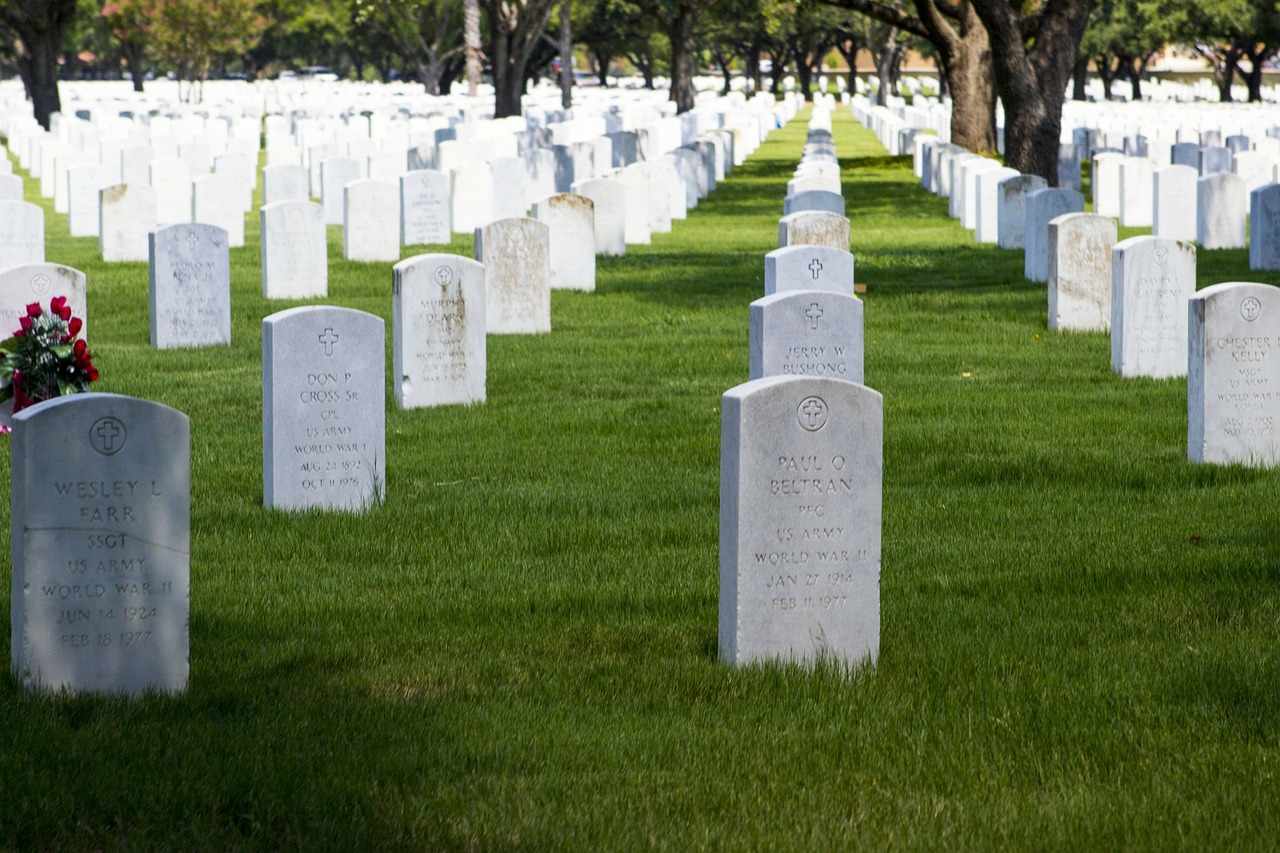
873 29 898 106
972 0 1092 184
715 49 732 95
746 44 762 93
1128 57 1144 101
770 54 786 95
17 32 62 129
492 28 520 117
793 46 813 100
593 51 609 86
943 18 996 152
1072 56 1087 100
122 42 145 92
667 7 696 113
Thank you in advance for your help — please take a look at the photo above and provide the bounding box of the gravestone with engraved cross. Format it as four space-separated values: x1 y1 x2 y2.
11 393 191 695
263 306 386 511
1189 281 1280 466
764 245 854 296
750 290 864 383
720 375 882 667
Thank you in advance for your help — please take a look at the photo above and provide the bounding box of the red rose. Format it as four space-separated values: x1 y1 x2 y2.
56 305 71 322
25 302 40 317
67 317 82 337
50 296 66 313
73 339 87 358
86 366 99 382
12 370 29 412
19 316 32 333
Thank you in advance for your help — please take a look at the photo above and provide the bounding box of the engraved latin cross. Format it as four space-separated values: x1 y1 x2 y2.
805 302 824 329
801 398 825 429
808 258 823 279
95 419 122 452
319 328 340 356
186 231 199 252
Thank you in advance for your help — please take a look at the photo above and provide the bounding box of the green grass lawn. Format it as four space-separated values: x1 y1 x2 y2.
3 106 1280 850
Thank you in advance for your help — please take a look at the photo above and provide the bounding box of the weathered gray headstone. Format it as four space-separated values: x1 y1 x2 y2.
1111 235 1196 378
531 193 596 291
263 306 385 511
1188 281 1280 465
11 393 190 695
261 200 328 299
764 245 854 296
749 291 864 382
1048 212 1116 332
719 375 882 667
148 223 231 349
475 217 551 334
392 253 486 408
777 211 850 250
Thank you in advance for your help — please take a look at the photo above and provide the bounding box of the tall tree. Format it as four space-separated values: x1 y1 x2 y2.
0 0 79 128
351 0 462 94
970 0 1093 181
635 0 723 112
1172 0 1280 102
147 0 264 99
822 0 997 153
99 0 151 91
483 0 557 116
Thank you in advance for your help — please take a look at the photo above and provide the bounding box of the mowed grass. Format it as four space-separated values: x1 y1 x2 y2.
3 106 1280 850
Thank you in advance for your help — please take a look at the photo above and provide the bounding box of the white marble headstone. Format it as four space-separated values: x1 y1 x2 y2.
148 223 231 349
475 217 551 334
261 200 328 299
0 200 44 267
764 245 854 296
1048 212 1116 332
400 169 451 245
1189 281 1280 465
343 179 400 262
99 184 156 262
749 291 864 382
777 211 850 250
392 253 486 408
720 375 882 667
263 306 385 511
1111 235 1196 378
531 193 596 291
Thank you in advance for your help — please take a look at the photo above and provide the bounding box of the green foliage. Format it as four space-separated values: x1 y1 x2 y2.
4 109 1280 848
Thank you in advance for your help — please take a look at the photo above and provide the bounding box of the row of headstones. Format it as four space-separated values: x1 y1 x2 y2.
1045 217 1280 466
896 130 1280 288
5 101 795 695
722 111 880 669
2 86 794 266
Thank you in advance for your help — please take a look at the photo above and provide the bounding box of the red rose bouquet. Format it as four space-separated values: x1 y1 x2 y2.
0 297 99 415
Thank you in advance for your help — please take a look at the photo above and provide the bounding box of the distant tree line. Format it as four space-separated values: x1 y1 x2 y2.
0 0 1275 184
